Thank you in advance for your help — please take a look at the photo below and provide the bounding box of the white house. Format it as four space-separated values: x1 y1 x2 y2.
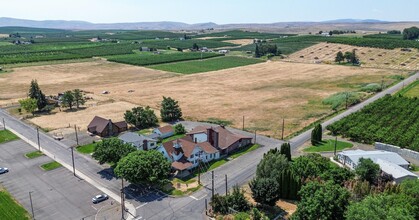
152 125 175 139
337 149 417 183
158 136 220 172
118 132 157 151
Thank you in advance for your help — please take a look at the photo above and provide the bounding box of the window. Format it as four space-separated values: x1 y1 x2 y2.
190 154 194 159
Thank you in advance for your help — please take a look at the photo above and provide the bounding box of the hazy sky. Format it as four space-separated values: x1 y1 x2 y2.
1 0 418 24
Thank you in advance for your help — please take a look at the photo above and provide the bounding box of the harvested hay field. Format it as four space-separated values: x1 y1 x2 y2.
223 39 254 46
286 42 419 70
0 60 407 137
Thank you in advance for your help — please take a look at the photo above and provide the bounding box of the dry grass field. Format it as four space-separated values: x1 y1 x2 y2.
286 42 419 70
0 60 407 137
223 39 254 46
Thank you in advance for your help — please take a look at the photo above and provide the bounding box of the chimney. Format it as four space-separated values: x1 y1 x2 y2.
143 140 148 151
108 119 113 136
194 138 197 143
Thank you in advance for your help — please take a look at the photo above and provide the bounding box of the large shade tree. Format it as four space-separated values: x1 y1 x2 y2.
124 106 158 129
160 96 182 122
28 79 47 110
92 138 136 165
114 150 171 185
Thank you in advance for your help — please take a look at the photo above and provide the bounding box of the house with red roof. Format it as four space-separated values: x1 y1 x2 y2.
152 125 175 139
157 125 252 173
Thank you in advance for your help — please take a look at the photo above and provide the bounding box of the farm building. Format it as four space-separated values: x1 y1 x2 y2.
186 125 253 155
152 125 175 139
337 150 417 183
118 132 157 151
87 116 127 137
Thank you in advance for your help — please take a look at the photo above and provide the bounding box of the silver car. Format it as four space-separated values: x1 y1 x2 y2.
0 167 9 174
92 194 108 204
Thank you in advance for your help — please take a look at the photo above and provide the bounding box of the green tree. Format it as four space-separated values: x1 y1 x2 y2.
355 158 380 185
173 123 186 135
72 89 85 109
92 138 136 165
321 165 354 186
249 177 280 206
292 181 350 220
28 79 47 110
61 90 75 109
311 124 322 145
291 153 330 180
192 43 199 50
19 98 38 115
335 51 344 63
402 26 419 40
160 96 182 122
114 150 171 185
279 142 291 161
344 51 353 63
124 106 158 129
210 185 250 215
350 49 359 65
345 193 416 220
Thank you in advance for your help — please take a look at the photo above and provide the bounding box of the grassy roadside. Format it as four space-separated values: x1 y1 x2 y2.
0 130 19 144
76 142 97 154
303 139 353 153
396 80 419 97
40 161 62 171
0 187 30 219
25 151 44 159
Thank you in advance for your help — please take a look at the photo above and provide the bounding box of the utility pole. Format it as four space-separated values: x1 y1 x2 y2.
205 198 208 215
334 136 338 156
36 127 40 151
345 92 349 109
381 76 384 91
198 154 201 185
225 174 228 195
211 171 214 199
281 118 285 140
242 116 245 130
2 118 5 130
254 130 257 144
121 178 125 220
74 125 79 146
29 191 35 220
71 146 76 176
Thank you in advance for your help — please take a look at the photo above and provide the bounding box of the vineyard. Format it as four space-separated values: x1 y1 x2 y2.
150 56 264 74
327 95 419 151
106 52 224 66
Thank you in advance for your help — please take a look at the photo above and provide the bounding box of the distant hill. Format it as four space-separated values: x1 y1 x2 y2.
0 17 417 33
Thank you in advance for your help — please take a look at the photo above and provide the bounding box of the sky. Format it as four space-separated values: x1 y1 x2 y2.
1 0 418 24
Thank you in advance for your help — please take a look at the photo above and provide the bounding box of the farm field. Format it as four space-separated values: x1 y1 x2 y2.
0 60 407 137
106 52 224 66
286 42 419 70
399 80 419 98
150 56 264 74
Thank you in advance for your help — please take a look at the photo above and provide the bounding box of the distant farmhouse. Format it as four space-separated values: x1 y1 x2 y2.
158 125 252 174
87 116 127 137
119 132 157 151
337 149 418 184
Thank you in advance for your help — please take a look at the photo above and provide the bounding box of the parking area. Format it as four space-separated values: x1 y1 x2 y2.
0 140 120 220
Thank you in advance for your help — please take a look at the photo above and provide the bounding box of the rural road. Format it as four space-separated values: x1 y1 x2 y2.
0 71 417 219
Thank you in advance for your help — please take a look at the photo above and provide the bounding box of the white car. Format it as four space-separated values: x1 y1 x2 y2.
0 167 9 174
92 194 108 204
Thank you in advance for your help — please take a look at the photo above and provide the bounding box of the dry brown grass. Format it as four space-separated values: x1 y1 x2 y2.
223 39 254 46
286 42 419 70
0 60 407 136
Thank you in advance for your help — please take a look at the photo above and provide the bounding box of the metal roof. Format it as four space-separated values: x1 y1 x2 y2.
119 132 155 143
376 159 417 179
339 150 409 167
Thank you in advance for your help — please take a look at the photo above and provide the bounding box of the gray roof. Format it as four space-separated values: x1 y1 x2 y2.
146 133 160 140
339 149 409 167
376 159 417 179
119 132 155 143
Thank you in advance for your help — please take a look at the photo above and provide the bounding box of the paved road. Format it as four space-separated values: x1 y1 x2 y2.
0 72 417 219
0 140 119 220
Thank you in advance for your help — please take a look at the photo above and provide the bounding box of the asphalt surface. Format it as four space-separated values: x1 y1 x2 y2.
0 72 417 220
0 140 119 220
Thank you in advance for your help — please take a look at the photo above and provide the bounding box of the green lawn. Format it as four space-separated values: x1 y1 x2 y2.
150 56 264 74
76 142 97 154
138 128 152 135
0 188 30 220
402 80 419 98
161 134 186 143
304 139 353 153
0 130 19 144
25 151 44 159
230 144 260 159
40 161 62 171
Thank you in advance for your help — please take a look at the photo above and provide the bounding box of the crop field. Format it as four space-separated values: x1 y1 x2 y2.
150 56 264 74
196 30 295 41
139 39 237 49
286 42 419 70
0 60 407 137
107 52 224 66
398 80 419 98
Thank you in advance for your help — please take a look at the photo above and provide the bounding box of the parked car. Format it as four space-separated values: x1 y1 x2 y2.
0 167 9 174
92 194 108 204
